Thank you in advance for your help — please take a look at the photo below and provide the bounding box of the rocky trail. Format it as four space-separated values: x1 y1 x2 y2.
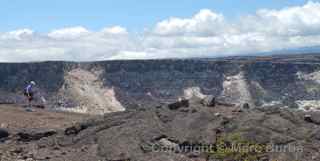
0 104 88 132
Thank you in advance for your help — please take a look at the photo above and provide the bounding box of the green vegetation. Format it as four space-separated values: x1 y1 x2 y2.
210 133 266 161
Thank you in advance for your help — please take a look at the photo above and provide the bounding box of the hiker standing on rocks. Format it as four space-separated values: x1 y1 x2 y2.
24 81 36 108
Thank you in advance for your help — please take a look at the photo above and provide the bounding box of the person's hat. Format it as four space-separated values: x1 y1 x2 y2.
30 81 36 85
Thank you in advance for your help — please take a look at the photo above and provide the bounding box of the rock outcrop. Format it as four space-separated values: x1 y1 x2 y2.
0 128 9 140
16 129 57 142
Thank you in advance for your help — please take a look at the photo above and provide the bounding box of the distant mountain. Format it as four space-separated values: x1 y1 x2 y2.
193 46 320 61
258 46 320 56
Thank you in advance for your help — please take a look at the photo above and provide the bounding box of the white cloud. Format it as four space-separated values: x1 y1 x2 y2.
108 51 148 60
0 29 34 40
148 1 320 55
101 26 128 35
153 9 226 36
1 2 320 62
241 1 320 37
48 26 90 39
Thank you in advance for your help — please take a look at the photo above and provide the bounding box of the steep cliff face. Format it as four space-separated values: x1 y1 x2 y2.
97 60 240 108
245 62 320 108
0 62 67 104
1 55 320 114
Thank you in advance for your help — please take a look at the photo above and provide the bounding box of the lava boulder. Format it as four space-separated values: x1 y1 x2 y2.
0 128 9 139
201 95 215 107
168 99 189 110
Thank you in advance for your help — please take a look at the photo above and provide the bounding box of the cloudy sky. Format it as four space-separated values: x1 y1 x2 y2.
1 0 320 62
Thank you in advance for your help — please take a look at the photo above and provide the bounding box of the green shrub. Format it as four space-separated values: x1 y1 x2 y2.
210 132 266 161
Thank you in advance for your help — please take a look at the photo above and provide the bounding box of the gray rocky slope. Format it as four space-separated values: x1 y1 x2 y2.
1 54 320 114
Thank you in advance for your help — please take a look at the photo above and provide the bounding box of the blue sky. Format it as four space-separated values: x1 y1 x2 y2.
0 0 310 32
